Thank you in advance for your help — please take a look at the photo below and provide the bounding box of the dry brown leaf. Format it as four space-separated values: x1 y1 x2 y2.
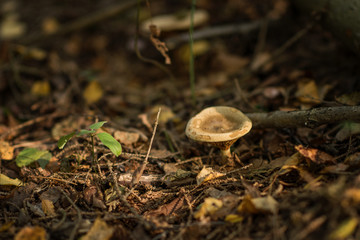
81 217 114 240
196 167 225 185
114 130 140 145
146 196 185 217
295 145 336 164
295 79 320 105
41 199 56 216
237 195 278 214
14 226 47 240
149 25 171 64
0 140 14 160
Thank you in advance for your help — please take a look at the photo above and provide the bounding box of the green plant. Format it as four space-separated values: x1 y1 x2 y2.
57 121 122 166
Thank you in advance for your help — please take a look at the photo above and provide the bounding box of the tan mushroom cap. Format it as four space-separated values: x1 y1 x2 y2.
185 106 252 144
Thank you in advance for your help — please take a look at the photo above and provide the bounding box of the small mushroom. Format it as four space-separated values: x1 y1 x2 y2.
185 106 252 158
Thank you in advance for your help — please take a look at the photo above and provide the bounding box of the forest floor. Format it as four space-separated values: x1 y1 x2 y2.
1 0 360 239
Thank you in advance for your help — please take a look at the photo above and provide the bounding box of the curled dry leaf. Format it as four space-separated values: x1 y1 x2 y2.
295 145 336 165
196 167 225 185
237 195 278 215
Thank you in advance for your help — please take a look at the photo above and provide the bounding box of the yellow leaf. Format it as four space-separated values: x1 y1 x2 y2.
14 226 46 240
196 167 225 185
0 140 14 160
42 17 59 34
81 217 114 240
237 195 278 214
225 214 244 223
295 79 320 104
0 13 26 40
194 197 223 219
31 81 50 97
0 173 23 186
83 81 103 104
41 199 56 216
329 218 358 240
176 40 210 63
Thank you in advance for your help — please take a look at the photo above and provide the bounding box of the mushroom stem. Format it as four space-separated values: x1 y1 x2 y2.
221 148 232 158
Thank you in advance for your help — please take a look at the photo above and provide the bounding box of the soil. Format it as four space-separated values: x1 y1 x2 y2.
1 0 360 239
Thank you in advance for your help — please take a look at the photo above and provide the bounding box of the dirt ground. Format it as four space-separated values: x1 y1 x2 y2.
1 0 360 239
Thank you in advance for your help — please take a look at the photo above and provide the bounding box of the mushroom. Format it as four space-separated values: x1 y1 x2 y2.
185 106 252 158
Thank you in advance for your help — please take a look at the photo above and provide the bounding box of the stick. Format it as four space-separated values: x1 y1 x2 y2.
247 106 360 129
130 107 161 188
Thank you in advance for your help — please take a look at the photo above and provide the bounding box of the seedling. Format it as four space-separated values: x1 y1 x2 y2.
57 121 122 167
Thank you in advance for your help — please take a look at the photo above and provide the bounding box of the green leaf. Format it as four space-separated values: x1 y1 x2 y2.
15 148 52 168
97 132 122 157
77 129 95 136
89 121 107 130
57 132 76 149
0 173 23 186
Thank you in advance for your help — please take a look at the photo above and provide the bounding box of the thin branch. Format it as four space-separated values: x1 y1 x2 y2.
247 106 360 129
130 107 161 187
166 20 263 49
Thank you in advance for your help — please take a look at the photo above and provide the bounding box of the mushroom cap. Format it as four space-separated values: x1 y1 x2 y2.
185 106 252 143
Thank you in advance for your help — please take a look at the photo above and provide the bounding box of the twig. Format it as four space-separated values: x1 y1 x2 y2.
134 0 175 81
130 107 161 188
246 106 360 129
58 188 81 240
105 157 144 221
0 111 66 140
166 20 263 49
20 0 137 44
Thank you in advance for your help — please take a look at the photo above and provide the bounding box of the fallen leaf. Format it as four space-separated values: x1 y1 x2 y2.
83 81 103 104
0 13 26 40
0 140 14 160
16 45 47 60
329 218 358 240
295 145 335 164
225 214 244 223
295 79 320 105
335 92 360 106
31 81 51 97
41 199 56 216
146 196 185 217
81 218 114 240
194 197 223 219
250 52 272 72
114 130 140 145
176 40 210 63
0 173 23 186
335 122 360 141
196 167 225 185
42 17 59 34
344 152 360 167
14 226 46 240
237 195 278 214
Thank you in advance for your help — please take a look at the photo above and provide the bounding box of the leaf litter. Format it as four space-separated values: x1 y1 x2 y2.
1 0 360 239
